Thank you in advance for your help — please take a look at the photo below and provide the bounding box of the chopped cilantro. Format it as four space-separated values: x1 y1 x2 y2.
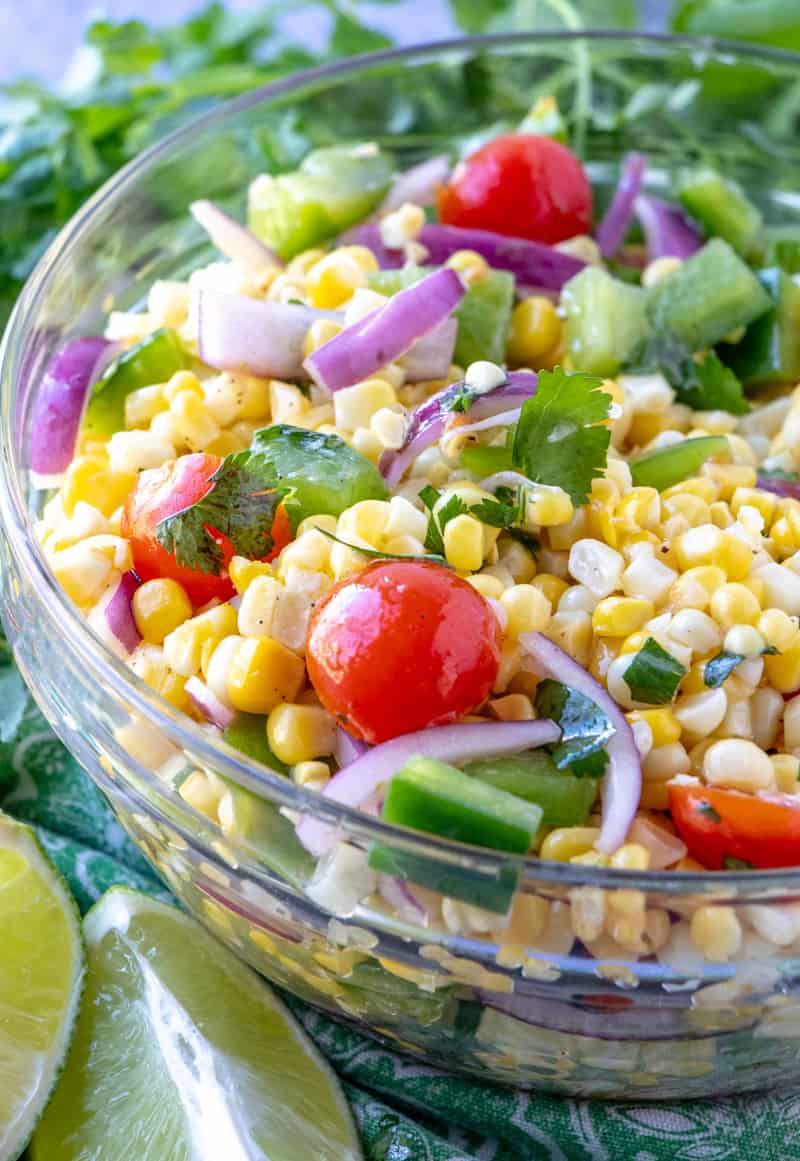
319 529 450 568
623 638 686 705
723 856 754 870
759 468 800 483
534 679 612 778
704 651 744 688
420 484 525 552
469 493 524 529
697 801 722 823
625 332 749 415
156 454 286 575
441 383 486 414
512 367 612 506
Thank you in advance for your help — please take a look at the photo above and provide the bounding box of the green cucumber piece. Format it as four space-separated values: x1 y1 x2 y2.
630 435 729 490
719 268 800 388
223 712 289 775
561 266 652 377
248 144 393 260
647 238 772 352
762 226 800 274
462 752 598 827
368 842 521 914
460 444 514 475
84 328 191 438
216 779 314 887
677 168 762 257
369 266 515 365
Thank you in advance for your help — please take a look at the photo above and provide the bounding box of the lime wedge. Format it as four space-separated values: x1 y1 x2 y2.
32 888 362 1161
0 811 84 1161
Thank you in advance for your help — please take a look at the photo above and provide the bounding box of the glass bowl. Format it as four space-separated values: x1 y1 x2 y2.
4 31 800 1100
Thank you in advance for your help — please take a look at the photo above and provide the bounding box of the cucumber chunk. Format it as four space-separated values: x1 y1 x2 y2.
561 266 652 377
84 328 191 438
461 751 598 827
223 712 289 775
719 268 800 388
677 168 762 257
647 238 772 352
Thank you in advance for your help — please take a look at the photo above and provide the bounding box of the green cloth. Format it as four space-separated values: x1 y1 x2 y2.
3 676 799 1160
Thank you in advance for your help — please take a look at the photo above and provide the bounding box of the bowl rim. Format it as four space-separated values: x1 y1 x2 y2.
4 28 800 895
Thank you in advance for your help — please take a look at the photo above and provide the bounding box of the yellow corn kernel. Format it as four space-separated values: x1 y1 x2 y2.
204 431 247 458
703 738 775 792
506 296 562 367
541 827 600 862
546 611 593 667
709 582 761 629
525 484 574 527
615 488 661 532
499 584 552 638
303 317 343 357
52 545 114 605
467 575 506 600
125 384 168 428
627 707 681 748
228 556 273 594
618 630 648 656
226 637 305 715
132 578 193 645
338 499 390 548
610 843 651 871
179 771 222 820
765 636 800 693
770 515 798 557
292 760 331 788
488 693 534 721
162 369 203 404
333 378 397 432
199 635 222 680
62 455 136 518
532 573 568 606
758 608 798 652
662 476 719 504
570 887 606 943
592 596 654 638
306 251 367 309
639 782 670 810
443 514 484 572
681 661 708 694
690 906 742 963
708 500 734 529
627 410 676 446
702 462 757 500
163 603 239 676
588 637 621 682
446 248 490 286
731 486 777 524
771 754 800 794
267 702 336 765
663 493 712 528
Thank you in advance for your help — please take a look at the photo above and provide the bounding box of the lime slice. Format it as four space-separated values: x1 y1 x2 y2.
0 811 84 1161
32 887 362 1161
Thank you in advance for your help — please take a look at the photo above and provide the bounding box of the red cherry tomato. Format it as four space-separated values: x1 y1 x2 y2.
438 133 592 245
122 453 291 608
306 560 501 744
669 783 800 870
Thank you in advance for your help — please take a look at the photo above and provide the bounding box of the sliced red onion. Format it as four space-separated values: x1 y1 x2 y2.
304 267 465 394
519 632 641 855
478 989 699 1041
296 719 560 857
381 155 450 213
450 407 522 440
595 153 647 258
479 470 532 492
355 222 586 291
185 676 235 730
190 200 279 270
377 874 429 925
398 317 457 382
335 726 369 769
634 195 703 261
380 371 537 487
105 571 141 655
197 290 336 380
30 337 113 476
757 473 800 501
627 816 687 870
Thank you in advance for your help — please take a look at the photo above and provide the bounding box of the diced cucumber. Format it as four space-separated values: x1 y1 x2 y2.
368 842 521 914
630 435 729 491
561 266 652 377
223 712 289 775
461 752 598 827
647 238 772 352
677 168 762 257
718 268 800 388
215 779 314 887
369 266 515 365
762 226 800 274
248 143 393 260
84 328 191 438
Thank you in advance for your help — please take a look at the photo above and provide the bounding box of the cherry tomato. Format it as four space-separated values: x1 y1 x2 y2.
122 453 291 607
306 560 501 744
669 783 800 870
438 133 592 245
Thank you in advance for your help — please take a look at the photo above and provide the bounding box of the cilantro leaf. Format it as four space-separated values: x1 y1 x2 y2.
156 453 286 575
534 679 612 778
723 855 754 870
625 332 749 415
469 493 524 529
512 367 611 506
624 638 686 705
704 651 744 688
319 529 450 568
441 383 486 414
697 801 722 823
419 487 470 555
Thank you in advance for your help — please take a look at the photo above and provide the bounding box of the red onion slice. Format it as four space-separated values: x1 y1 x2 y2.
105 571 141 655
197 290 336 381
519 632 641 855
30 337 113 476
304 266 465 394
479 470 533 493
355 222 586 291
190 200 280 270
296 718 559 857
335 726 369 768
380 371 537 487
757 473 800 501
595 153 647 258
399 316 457 382
377 875 429 925
478 989 698 1042
381 155 450 213
634 195 703 261
185 676 235 730
627 816 687 870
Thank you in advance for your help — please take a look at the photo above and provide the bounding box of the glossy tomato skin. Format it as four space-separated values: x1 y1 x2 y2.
438 133 592 245
669 784 800 870
306 560 502 744
122 453 291 608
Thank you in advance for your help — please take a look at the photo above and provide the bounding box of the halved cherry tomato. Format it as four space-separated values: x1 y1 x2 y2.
669 783 800 870
438 133 593 245
306 560 501 744
121 453 291 607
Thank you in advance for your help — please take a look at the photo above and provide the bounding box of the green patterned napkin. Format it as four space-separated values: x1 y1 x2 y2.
2 650 798 1160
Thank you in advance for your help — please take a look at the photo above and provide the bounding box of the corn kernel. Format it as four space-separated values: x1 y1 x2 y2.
723 623 764 657
125 384 167 428
627 708 681 748
525 484 574 527
540 827 600 862
488 693 534 721
228 556 273 594
703 462 757 499
592 596 654 638
674 688 727 738
338 499 390 548
179 771 222 819
227 637 305 715
163 603 239 676
703 738 775 792
765 634 800 692
568 539 624 598
162 370 202 404
306 251 367 309
133 578 192 644
444 514 484 572
303 317 342 358
267 702 336 765
531 573 568 606
546 610 593 666
500 584 552 638
333 378 396 432
237 574 282 638
610 843 650 871
772 754 800 794
690 906 742 963
446 248 490 287
507 296 562 367
642 256 682 288
62 455 136 518
292 760 331 788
